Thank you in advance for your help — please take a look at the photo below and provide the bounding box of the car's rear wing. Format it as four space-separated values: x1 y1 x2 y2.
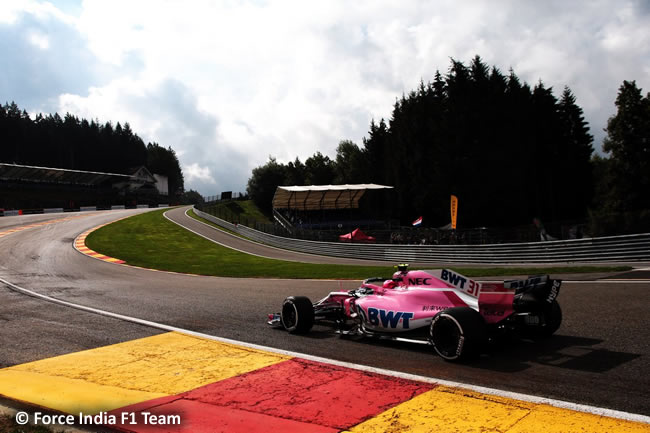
504 275 549 292
505 275 562 308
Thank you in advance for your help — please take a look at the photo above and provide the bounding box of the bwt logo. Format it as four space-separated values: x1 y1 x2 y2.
440 269 480 296
367 308 414 329
440 269 467 288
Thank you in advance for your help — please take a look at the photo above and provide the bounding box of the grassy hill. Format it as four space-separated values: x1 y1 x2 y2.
202 199 271 226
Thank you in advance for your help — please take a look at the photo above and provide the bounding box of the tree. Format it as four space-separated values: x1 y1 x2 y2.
181 189 205 205
245 58 596 228
246 156 286 213
304 151 335 185
361 118 390 184
284 157 306 186
602 80 650 212
587 80 650 235
146 142 184 199
557 87 594 218
333 140 364 184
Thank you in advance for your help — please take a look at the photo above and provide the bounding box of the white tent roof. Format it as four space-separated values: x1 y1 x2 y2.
272 184 393 211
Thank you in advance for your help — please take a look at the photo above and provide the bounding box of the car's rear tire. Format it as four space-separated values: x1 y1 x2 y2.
281 296 314 334
543 300 562 336
429 307 486 362
524 300 562 339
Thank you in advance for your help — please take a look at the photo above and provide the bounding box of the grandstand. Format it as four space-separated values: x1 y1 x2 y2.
271 184 395 233
0 163 168 211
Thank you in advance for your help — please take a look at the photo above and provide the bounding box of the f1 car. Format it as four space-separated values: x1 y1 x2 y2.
268 265 562 361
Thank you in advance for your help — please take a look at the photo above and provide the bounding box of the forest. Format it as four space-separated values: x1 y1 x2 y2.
247 57 650 235
0 103 184 199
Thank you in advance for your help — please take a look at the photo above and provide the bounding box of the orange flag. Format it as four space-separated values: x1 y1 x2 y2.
450 195 458 229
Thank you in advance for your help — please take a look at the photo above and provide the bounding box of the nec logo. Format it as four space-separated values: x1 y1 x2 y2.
408 277 432 286
367 308 414 329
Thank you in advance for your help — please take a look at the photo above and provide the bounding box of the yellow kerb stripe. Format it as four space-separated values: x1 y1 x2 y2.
344 386 649 433
0 332 290 415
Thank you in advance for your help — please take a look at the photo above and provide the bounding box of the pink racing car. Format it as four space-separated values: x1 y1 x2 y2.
268 265 562 361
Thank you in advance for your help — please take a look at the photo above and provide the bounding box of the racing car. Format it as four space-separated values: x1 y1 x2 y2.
268 265 562 361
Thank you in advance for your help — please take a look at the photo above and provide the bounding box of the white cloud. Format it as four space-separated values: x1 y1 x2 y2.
2 0 649 195
28 31 49 49
0 0 72 25
184 162 216 185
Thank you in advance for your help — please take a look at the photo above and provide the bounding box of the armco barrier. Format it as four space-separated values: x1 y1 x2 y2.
193 207 650 263
0 205 165 217
44 208 64 214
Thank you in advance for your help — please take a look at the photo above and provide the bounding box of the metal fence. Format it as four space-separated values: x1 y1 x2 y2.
193 207 650 263
203 192 247 204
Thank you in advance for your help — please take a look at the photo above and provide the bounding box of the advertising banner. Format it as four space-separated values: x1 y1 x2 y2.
450 195 458 229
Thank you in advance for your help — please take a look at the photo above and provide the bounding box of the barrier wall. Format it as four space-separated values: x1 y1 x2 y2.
194 207 650 263
0 205 165 216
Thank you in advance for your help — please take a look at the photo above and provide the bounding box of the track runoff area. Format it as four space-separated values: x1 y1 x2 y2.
0 212 647 433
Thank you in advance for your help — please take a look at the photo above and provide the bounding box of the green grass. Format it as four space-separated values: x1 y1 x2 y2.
202 199 271 225
85 209 631 279
86 209 394 279
188 208 249 239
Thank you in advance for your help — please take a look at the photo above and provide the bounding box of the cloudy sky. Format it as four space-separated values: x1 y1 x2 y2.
1 1 649 195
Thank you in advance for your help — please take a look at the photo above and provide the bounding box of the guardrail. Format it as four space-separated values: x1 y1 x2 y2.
1 204 170 216
193 207 650 263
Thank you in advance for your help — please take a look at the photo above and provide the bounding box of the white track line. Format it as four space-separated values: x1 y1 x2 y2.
1 276 648 424
566 280 650 284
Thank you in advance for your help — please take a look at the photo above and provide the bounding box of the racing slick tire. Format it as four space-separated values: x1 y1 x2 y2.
524 300 562 339
281 296 314 334
429 307 486 362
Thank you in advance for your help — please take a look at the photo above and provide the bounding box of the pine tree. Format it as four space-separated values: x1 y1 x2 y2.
602 80 650 211
557 87 594 218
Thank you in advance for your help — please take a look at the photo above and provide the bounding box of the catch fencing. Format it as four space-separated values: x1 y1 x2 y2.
193 207 650 263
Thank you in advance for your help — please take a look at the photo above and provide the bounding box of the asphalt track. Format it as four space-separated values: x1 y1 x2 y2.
0 208 649 418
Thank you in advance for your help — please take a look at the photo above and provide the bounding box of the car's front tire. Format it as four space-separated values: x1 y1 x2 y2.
281 296 314 334
429 307 486 362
